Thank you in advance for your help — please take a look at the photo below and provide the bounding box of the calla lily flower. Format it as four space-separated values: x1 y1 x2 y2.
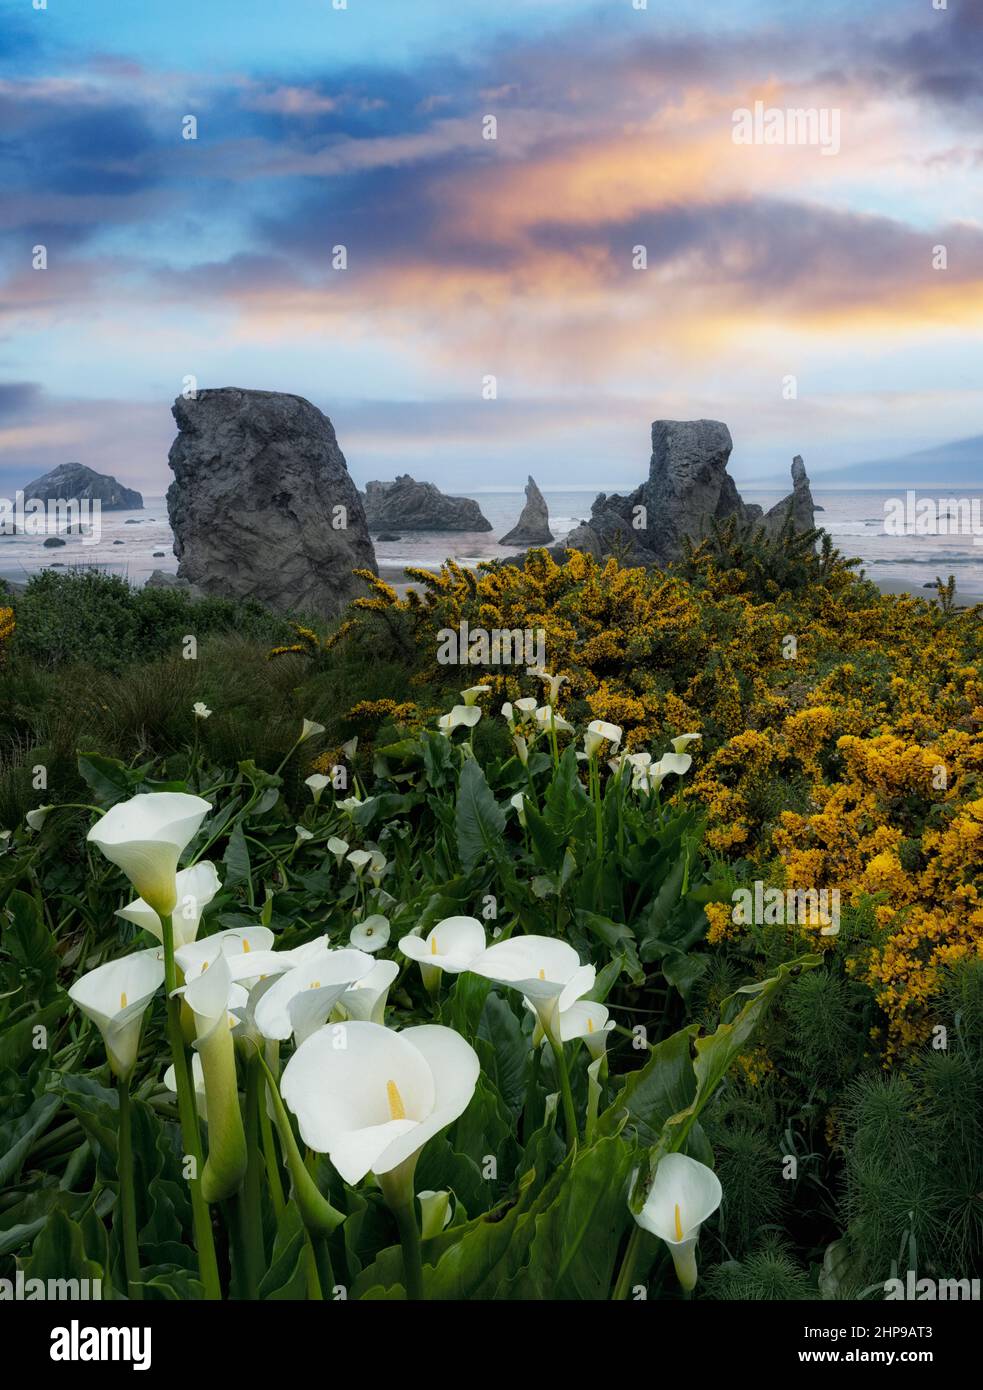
253 945 375 1042
537 998 614 1059
193 702 212 720
0 829 11 849
175 926 275 985
513 733 530 766
337 795 365 816
530 668 567 705
117 861 222 949
510 791 528 827
68 947 165 1079
304 773 330 804
280 1021 479 1186
437 705 482 736
583 721 623 757
470 935 595 1031
26 805 53 832
367 851 388 885
658 751 693 778
87 792 212 918
294 825 313 846
347 849 372 873
350 914 391 953
671 732 701 755
327 835 349 862
460 685 491 706
340 736 358 759
299 719 325 743
336 958 400 1024
534 705 575 734
633 1152 722 1292
418 1189 453 1239
183 954 248 1201
399 916 485 988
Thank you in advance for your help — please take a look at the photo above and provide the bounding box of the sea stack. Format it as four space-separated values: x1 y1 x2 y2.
499 475 554 546
361 475 492 532
22 463 143 510
166 388 377 619
763 455 816 536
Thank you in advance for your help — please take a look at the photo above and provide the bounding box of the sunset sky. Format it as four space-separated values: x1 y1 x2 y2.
1 0 981 494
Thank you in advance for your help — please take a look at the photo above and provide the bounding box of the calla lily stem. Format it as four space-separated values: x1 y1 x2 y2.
160 914 222 1300
612 1223 646 1300
116 1077 142 1300
548 1035 579 1152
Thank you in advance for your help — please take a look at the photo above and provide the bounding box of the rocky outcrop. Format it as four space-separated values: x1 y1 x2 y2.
552 419 750 564
361 475 492 532
166 388 377 619
146 569 202 597
499 476 553 546
763 455 816 537
22 463 143 510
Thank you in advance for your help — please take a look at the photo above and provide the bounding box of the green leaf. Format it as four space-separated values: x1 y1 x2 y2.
223 820 251 888
543 745 590 841
77 753 134 807
575 910 644 985
5 890 59 990
455 758 506 870
0 1092 60 1186
599 1024 699 1145
25 1207 103 1288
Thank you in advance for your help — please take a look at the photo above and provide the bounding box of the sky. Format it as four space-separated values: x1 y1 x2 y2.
1 0 982 494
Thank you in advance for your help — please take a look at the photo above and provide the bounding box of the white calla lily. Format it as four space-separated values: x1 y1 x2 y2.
633 1152 722 1292
183 954 248 1201
175 926 275 985
531 668 567 705
347 849 372 874
510 791 528 827
584 721 623 757
299 719 325 743
280 1021 479 1186
304 773 330 804
418 1189 453 1238
193 702 212 720
400 915 485 989
337 958 400 1024
534 705 575 734
165 1052 207 1121
87 792 212 918
470 935 595 1031
437 705 481 736
253 945 375 1042
68 947 165 1079
547 998 614 1059
117 861 221 949
671 732 702 755
327 835 349 862
350 914 390 953
460 685 491 706
26 805 53 832
658 751 693 779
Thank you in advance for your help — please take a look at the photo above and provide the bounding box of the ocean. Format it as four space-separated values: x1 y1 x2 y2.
1 487 982 597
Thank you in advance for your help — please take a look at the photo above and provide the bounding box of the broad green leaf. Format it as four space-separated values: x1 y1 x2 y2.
455 759 506 870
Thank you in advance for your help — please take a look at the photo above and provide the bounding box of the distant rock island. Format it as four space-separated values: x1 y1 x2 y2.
361 475 492 532
166 388 377 619
500 475 553 546
551 420 816 564
22 462 143 510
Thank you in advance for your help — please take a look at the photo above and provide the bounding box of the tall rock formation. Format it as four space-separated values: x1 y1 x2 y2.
22 462 143 510
361 475 492 532
763 455 816 537
166 388 376 619
499 475 554 546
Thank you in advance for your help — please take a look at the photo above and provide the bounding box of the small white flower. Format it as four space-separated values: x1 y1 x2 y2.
193 702 212 720
437 705 482 736
399 916 485 978
418 1189 453 1238
26 806 53 832
367 850 388 884
509 791 527 827
350 914 391 953
299 719 326 744
340 736 358 760
337 794 365 816
632 1153 722 1293
512 733 530 766
0 829 11 849
460 685 491 706
670 732 702 755
327 836 349 863
294 825 314 846
347 849 373 874
68 947 165 1079
530 669 567 705
305 774 330 805
117 860 222 949
534 705 574 734
583 721 623 758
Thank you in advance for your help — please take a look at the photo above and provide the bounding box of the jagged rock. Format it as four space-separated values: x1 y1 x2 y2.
145 569 202 597
22 462 143 511
763 455 816 537
166 388 377 619
361 475 492 532
552 419 749 564
500 476 554 546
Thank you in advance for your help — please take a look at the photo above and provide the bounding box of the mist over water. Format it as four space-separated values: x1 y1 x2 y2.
2 487 981 594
